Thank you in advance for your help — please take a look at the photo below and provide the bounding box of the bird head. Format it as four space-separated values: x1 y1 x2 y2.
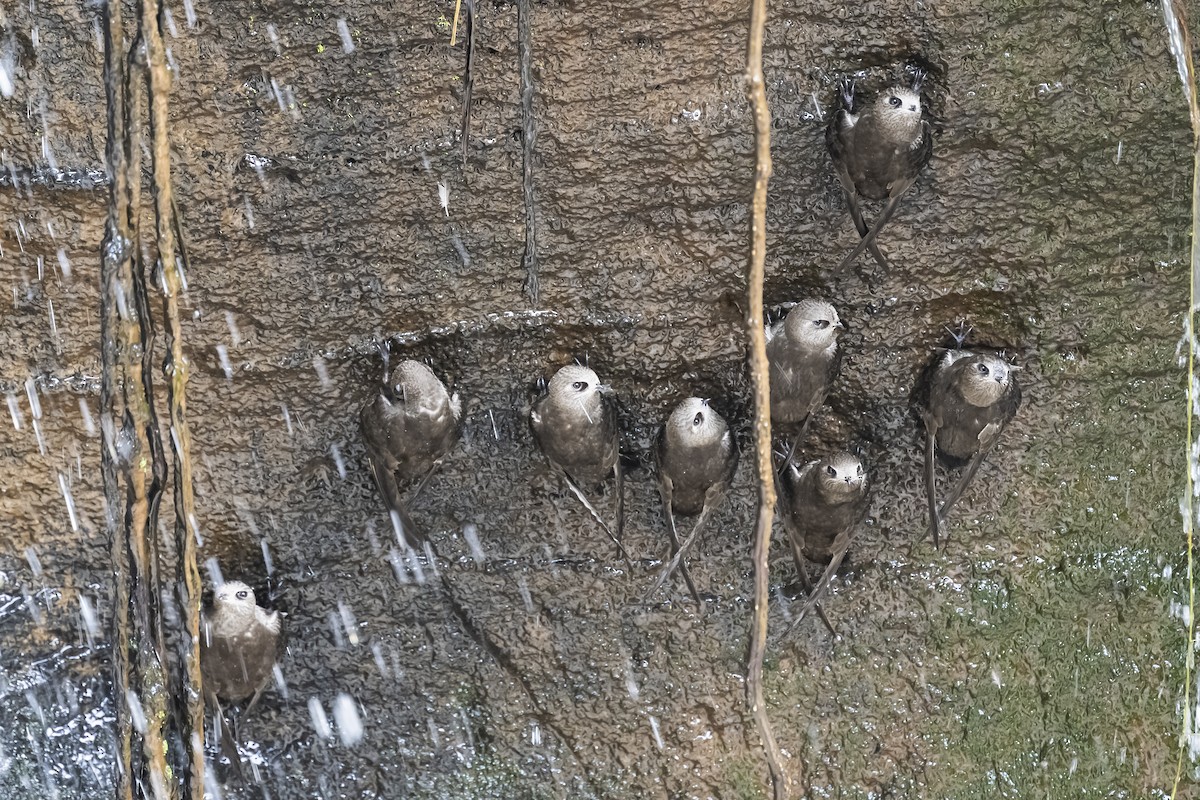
784 299 842 350
817 452 866 499
548 364 605 408
958 354 1014 407
667 397 726 444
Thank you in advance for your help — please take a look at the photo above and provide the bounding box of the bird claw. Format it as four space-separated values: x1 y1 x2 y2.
908 66 928 92
838 78 856 109
943 321 973 349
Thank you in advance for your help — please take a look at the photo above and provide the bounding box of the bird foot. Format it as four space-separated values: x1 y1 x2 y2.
943 321 973 349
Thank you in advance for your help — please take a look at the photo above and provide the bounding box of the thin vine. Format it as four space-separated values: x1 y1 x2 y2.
744 0 789 797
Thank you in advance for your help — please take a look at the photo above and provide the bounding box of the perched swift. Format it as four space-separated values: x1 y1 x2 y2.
646 398 738 605
922 347 1021 546
779 452 870 634
531 364 627 561
827 70 933 273
360 359 461 547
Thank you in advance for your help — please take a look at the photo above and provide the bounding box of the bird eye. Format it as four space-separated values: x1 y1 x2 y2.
572 381 588 391
976 363 989 375
814 319 830 330
693 412 704 426
889 96 902 108
825 465 837 477
236 590 248 600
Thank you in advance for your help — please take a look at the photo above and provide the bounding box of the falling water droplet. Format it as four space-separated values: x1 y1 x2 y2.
215 345 233 379
312 356 331 388
269 76 286 115
25 690 45 726
336 19 355 54
333 693 363 745
389 549 409 585
450 232 470 267
338 602 359 646
224 311 241 346
648 716 664 750
624 658 639 701
261 539 274 575
126 690 147 733
327 610 345 649
273 663 289 700
422 541 440 579
188 513 203 547
462 523 486 565
58 473 79 531
7 393 23 429
203 767 225 799
204 557 224 588
281 403 293 435
390 510 408 546
23 590 43 625
79 595 99 641
427 717 441 748
78 398 94 435
330 443 346 479
308 697 332 739
0 56 13 98
24 547 42 577
459 707 475 754
24 377 41 419
371 642 389 678
406 547 426 584
516 576 533 614
47 299 57 343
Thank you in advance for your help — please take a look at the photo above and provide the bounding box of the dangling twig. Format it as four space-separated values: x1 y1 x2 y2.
1161 3 1200 797
459 0 476 167
517 0 540 303
141 0 205 794
744 0 789 797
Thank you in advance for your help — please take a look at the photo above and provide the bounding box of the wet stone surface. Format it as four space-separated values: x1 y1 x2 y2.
0 0 1192 798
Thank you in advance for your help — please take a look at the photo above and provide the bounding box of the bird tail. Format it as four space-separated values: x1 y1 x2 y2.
367 455 424 547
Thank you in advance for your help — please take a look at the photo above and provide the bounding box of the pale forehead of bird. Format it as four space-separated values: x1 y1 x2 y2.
792 298 838 320
785 299 840 340
823 452 864 477
961 353 1012 383
670 397 723 432
393 359 439 389
550 364 601 393
882 86 922 113
215 580 256 605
